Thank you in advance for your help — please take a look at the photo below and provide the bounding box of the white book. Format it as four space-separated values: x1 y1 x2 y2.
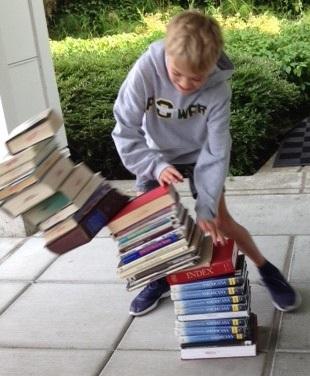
2 156 74 216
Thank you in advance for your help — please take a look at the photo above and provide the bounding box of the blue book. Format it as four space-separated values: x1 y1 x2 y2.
175 317 249 329
180 332 246 344
176 325 248 337
171 280 248 301
174 294 247 310
175 302 249 316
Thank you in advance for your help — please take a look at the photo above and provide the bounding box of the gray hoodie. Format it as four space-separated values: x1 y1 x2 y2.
112 40 234 220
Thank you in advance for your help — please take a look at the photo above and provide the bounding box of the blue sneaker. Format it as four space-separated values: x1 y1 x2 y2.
129 278 170 316
259 261 301 312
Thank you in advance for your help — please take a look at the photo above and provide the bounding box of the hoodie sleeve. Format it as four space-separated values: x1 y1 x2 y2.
112 61 170 183
194 82 232 220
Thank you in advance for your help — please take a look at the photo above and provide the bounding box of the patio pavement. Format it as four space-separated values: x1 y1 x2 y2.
0 162 310 376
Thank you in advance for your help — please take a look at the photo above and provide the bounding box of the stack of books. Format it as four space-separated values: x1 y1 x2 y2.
167 240 257 359
108 185 213 291
0 109 129 254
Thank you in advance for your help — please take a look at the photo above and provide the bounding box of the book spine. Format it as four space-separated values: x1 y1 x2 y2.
175 303 248 315
179 332 245 345
175 317 248 328
177 309 250 321
176 325 247 336
171 285 246 301
118 217 172 244
166 260 235 285
180 345 256 360
121 233 182 264
170 276 245 292
173 295 247 309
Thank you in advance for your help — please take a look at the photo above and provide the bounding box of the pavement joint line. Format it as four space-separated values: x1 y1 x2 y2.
33 280 124 285
0 345 110 350
261 310 283 376
300 170 307 193
95 316 135 376
0 237 28 266
0 282 32 316
261 235 295 376
275 349 310 353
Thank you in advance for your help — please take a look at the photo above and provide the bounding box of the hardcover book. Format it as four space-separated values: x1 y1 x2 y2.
39 182 115 231
45 189 129 254
1 156 74 216
0 148 62 201
5 108 63 154
170 255 246 294
166 238 237 285
0 138 57 186
23 191 71 227
0 138 57 176
108 184 179 234
59 162 94 200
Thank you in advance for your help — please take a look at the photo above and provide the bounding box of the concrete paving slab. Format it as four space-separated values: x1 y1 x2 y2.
182 194 310 236
0 237 57 280
290 236 310 282
304 171 310 193
0 348 107 376
272 352 310 376
277 283 309 350
0 237 24 260
0 283 135 349
38 238 120 283
246 236 290 283
118 298 178 350
225 173 302 194
100 350 266 376
0 282 28 311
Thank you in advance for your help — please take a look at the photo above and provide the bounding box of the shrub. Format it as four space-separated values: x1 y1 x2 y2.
229 53 300 174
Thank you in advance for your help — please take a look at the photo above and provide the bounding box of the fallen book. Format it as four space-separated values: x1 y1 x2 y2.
0 138 57 176
39 180 112 231
166 238 237 285
0 138 57 187
1 155 74 216
5 108 63 154
45 188 129 254
0 148 62 201
180 313 257 359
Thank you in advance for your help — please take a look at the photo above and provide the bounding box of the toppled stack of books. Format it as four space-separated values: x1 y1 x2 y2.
0 108 129 254
108 184 213 291
167 240 257 359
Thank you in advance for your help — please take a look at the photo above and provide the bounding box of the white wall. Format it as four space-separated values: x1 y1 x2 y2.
0 0 67 236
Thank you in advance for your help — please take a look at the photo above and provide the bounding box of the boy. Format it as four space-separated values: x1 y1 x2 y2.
112 10 301 316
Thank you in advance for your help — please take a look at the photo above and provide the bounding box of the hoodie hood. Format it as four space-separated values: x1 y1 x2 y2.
147 40 234 91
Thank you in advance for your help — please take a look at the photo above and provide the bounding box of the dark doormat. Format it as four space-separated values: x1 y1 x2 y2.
273 117 310 167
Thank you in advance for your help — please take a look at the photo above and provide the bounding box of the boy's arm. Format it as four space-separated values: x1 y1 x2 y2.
112 67 170 182
194 83 232 221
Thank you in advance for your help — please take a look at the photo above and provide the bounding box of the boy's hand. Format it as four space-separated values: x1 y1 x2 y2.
197 218 226 246
158 166 184 186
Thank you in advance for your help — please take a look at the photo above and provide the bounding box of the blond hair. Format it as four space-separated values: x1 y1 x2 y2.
165 10 223 73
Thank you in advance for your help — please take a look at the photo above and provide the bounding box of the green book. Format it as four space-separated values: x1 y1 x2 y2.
23 191 71 227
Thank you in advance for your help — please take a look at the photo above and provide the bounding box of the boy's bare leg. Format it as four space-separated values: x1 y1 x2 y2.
215 193 266 267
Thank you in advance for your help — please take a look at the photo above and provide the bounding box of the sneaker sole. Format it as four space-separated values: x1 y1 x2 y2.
129 291 171 317
272 290 302 312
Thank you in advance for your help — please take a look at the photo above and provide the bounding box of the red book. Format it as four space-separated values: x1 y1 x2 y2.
107 184 179 235
166 239 238 285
